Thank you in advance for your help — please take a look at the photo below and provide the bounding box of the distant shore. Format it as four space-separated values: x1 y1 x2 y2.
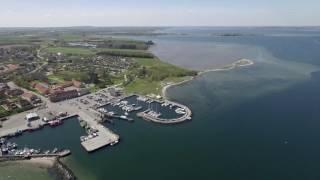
162 59 254 99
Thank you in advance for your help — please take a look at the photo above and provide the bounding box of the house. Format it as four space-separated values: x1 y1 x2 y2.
49 90 79 102
1 100 17 111
21 92 42 104
16 99 33 110
72 79 83 88
52 81 73 90
78 88 90 96
33 82 50 95
5 88 24 96
0 83 9 95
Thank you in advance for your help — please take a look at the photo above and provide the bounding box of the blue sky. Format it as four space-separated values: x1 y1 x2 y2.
0 0 319 27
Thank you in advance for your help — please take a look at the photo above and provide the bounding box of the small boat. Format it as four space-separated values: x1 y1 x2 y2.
1 147 8 153
120 115 127 119
49 120 63 127
110 140 119 146
80 136 86 142
15 130 23 136
0 138 6 144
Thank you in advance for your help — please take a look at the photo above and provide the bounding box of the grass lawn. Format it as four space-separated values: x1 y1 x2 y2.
47 74 65 83
124 58 197 95
135 58 194 75
124 79 162 95
46 47 95 55
124 76 191 95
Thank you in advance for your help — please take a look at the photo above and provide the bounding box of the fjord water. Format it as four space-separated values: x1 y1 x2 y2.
11 27 320 180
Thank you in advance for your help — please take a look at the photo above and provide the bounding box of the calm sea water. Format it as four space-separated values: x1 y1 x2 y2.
8 27 320 180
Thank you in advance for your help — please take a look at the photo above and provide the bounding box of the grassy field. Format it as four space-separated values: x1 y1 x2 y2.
46 47 151 57
46 47 95 55
124 76 190 95
124 58 197 95
48 71 88 81
47 74 65 83
135 58 196 81
124 79 162 95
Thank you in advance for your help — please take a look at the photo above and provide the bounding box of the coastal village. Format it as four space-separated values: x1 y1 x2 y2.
0 31 194 178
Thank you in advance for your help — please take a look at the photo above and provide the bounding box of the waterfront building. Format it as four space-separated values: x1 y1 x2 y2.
49 89 79 102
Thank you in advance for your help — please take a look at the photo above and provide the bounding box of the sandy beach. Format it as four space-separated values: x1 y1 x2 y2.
10 157 56 168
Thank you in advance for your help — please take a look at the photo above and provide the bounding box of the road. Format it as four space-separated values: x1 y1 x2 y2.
27 49 48 74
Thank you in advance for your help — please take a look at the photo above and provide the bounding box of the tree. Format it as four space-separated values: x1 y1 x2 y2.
103 71 113 85
87 70 100 84
138 66 147 78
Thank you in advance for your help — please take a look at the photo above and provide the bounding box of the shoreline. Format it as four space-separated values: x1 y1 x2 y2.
2 157 56 168
0 157 76 180
161 59 254 99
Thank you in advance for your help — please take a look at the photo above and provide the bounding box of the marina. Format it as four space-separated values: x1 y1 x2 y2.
0 85 192 154
0 137 71 159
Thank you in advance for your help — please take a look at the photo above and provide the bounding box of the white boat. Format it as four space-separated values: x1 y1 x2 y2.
110 140 119 146
120 115 127 119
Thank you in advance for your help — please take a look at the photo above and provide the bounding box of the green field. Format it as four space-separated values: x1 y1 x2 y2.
48 71 88 82
124 58 197 95
46 47 151 57
47 74 66 83
124 78 162 95
46 47 95 55
134 58 196 81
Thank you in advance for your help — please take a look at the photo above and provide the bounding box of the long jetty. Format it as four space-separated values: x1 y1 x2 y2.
0 150 71 159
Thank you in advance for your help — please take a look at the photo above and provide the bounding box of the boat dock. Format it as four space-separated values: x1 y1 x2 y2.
101 112 134 122
0 150 71 159
137 101 192 124
78 111 119 152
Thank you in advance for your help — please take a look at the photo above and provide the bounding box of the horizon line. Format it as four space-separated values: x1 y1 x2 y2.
0 25 320 29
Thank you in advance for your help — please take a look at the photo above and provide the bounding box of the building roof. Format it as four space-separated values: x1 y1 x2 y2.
34 83 50 94
22 92 36 99
0 83 8 90
26 113 39 120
